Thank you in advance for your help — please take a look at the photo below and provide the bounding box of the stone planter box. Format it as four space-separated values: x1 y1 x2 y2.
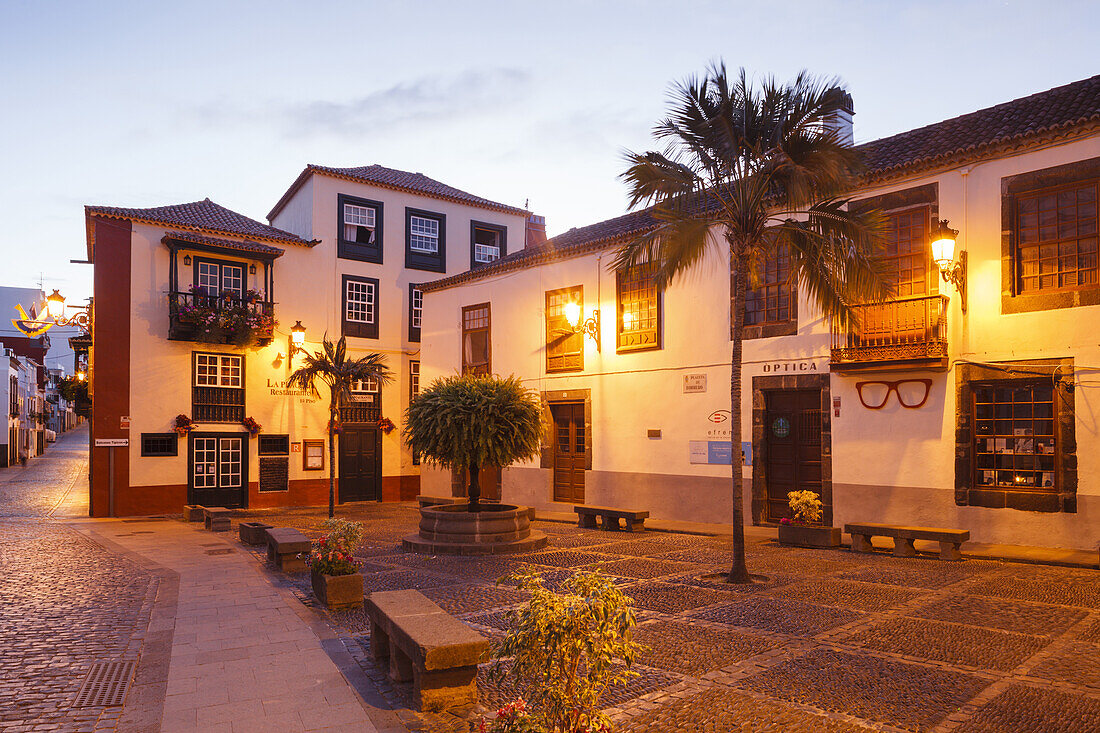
778 523 841 548
183 505 204 522
239 521 273 546
311 570 363 610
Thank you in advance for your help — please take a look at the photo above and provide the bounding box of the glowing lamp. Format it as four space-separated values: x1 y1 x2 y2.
46 290 66 321
290 321 306 354
930 219 967 313
563 301 582 330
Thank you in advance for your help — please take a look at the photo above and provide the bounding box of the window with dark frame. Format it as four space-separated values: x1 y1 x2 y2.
745 243 795 326
616 261 660 352
258 434 289 492
461 303 491 376
405 208 446 272
140 433 177 457
194 257 246 298
1016 181 1098 293
409 285 422 342
546 286 583 373
258 435 289 455
880 207 932 297
337 194 383 263
192 353 244 423
342 274 379 339
972 382 1057 491
410 360 420 465
471 221 506 268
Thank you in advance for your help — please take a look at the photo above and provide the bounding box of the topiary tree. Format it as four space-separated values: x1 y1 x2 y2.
404 374 543 511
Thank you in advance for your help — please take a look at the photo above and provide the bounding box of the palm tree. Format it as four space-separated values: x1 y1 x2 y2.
404 374 543 511
614 64 890 583
287 335 393 518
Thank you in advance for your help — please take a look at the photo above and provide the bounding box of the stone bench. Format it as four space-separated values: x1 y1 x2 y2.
183 505 205 522
202 506 231 532
365 590 488 712
239 521 273 546
265 527 311 572
575 505 648 532
844 522 970 561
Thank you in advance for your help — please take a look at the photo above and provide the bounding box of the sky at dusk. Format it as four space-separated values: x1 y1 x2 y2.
1 0 1098 307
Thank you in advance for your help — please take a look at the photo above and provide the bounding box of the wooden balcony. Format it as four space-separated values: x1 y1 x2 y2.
168 291 275 347
831 294 948 371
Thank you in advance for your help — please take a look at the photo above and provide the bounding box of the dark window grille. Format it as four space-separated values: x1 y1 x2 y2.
1017 181 1099 293
973 381 1057 491
462 303 492 375
192 386 245 423
745 243 795 325
140 433 178 457
258 435 289 455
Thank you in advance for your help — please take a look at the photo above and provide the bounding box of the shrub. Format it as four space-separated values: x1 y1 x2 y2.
787 490 823 524
488 570 640 733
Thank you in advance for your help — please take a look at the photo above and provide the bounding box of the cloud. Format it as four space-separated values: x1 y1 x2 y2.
189 68 531 140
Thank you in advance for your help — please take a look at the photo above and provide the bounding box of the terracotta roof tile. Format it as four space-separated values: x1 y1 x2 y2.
86 198 312 246
425 74 1100 292
161 231 284 257
268 164 528 221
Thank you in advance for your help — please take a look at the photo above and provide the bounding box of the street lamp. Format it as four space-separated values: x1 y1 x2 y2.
930 219 966 313
290 321 307 356
564 300 601 352
46 290 66 320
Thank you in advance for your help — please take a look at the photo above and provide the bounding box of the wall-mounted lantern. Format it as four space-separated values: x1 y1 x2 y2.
249 264 257 275
289 321 307 357
564 300 601 351
930 219 966 312
183 254 192 266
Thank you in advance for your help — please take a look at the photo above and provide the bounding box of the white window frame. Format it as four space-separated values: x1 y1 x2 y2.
194 354 243 388
411 288 423 329
343 203 376 242
410 360 420 397
409 215 440 253
474 243 501 264
345 279 376 324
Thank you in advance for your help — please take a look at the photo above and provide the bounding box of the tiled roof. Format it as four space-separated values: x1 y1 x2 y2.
86 198 313 246
268 164 529 221
425 74 1100 292
161 231 284 258
859 73 1100 180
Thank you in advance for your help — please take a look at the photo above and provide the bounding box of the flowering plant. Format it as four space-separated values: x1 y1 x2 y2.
305 519 364 577
377 416 395 434
172 286 276 346
786 490 823 524
326 418 342 435
173 414 195 435
478 700 547 733
242 416 262 436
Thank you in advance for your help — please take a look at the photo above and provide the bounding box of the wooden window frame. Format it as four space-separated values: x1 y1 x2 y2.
616 262 662 353
461 303 492 376
408 284 422 342
878 206 936 298
405 207 446 273
970 380 1058 493
258 434 289 456
337 194 383 263
546 286 584 373
191 352 245 423
140 433 178 457
470 220 507 269
302 439 325 471
342 274 379 339
1013 179 1099 295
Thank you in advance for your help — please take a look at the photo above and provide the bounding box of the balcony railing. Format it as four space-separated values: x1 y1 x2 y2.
831 294 948 369
168 291 275 347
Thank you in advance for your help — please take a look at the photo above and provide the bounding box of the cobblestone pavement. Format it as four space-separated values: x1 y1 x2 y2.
0 426 159 733
238 503 1100 732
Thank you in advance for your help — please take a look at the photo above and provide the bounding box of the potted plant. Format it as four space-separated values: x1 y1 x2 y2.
777 490 840 548
173 414 195 436
306 519 365 610
242 416 262 437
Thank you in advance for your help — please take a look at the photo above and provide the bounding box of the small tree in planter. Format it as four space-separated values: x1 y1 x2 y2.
777 490 839 547
306 518 365 610
404 374 543 511
288 336 392 518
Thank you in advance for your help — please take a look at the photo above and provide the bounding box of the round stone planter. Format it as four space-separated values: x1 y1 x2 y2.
311 570 364 610
777 523 841 548
403 503 547 555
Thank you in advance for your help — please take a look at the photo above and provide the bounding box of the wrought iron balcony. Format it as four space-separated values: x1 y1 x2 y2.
831 294 948 370
167 291 275 347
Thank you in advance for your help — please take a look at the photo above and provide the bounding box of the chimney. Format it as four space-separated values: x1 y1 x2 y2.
823 88 855 147
525 214 547 249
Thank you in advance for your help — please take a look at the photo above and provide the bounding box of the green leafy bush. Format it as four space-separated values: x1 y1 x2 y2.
488 570 640 733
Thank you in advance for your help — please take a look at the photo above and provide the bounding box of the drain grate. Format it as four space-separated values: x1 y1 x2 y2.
205 548 233 555
71 660 135 708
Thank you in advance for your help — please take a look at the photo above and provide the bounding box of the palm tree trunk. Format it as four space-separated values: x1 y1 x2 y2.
728 254 751 583
328 401 337 519
468 462 481 512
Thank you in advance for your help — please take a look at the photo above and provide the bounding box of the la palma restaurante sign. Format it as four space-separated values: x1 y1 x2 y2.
266 378 316 402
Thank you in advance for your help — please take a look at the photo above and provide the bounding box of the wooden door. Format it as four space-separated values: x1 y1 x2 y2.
189 434 247 508
764 390 823 522
551 402 585 503
338 427 381 502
